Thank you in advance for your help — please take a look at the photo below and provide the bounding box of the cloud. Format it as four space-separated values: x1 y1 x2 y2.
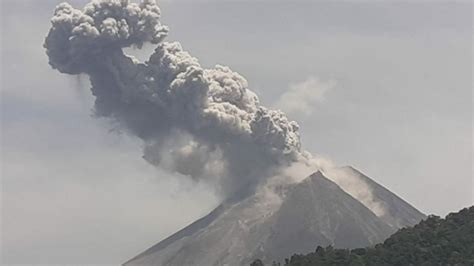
43 0 306 198
42 0 387 215
275 77 336 116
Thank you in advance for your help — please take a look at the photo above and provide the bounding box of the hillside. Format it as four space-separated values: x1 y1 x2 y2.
124 168 425 265
259 206 473 266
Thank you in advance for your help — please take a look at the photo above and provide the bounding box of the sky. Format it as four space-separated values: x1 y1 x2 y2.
1 0 472 264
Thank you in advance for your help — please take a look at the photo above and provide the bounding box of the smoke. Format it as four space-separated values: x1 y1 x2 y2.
275 77 336 116
44 0 387 217
44 0 305 197
312 159 387 217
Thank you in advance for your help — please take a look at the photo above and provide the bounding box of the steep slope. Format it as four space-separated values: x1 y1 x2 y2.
327 166 426 228
260 172 394 262
124 180 284 266
124 168 425 266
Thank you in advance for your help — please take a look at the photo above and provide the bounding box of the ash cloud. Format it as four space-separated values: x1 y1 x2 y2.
44 0 388 218
44 0 305 197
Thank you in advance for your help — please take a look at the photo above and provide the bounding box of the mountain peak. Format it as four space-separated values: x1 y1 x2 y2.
306 171 336 185
124 168 425 266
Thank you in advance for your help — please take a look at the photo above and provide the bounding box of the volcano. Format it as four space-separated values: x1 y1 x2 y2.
124 167 425 266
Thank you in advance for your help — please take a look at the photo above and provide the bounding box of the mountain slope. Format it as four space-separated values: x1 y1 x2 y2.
260 172 394 262
279 206 474 266
325 166 425 228
124 167 425 266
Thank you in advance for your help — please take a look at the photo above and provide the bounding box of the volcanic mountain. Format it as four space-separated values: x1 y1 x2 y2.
124 167 425 266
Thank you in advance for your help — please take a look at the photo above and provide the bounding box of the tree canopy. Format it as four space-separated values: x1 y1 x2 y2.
252 206 473 265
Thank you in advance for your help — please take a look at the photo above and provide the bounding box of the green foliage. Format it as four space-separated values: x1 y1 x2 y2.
251 206 474 265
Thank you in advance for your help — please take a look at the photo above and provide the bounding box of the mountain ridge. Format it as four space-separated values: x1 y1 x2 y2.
124 167 425 266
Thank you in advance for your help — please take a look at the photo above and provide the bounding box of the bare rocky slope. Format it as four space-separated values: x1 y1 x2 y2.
124 167 425 266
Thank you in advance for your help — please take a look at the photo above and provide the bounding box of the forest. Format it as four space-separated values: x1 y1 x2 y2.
251 206 474 266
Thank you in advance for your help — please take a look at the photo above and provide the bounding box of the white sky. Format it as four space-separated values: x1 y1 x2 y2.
1 0 472 264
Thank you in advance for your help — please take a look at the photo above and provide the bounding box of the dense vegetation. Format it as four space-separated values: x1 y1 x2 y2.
251 206 474 266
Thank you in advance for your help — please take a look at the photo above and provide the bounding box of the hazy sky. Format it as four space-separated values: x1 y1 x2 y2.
1 0 472 264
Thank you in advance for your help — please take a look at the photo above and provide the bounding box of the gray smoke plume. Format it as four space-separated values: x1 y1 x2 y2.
44 0 305 197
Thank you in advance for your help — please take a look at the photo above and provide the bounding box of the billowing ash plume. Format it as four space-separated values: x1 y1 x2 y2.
44 0 306 197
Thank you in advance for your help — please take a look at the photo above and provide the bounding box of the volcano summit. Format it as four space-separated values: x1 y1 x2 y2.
124 167 425 266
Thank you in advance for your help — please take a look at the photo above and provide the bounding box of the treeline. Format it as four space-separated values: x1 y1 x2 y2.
251 206 474 266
